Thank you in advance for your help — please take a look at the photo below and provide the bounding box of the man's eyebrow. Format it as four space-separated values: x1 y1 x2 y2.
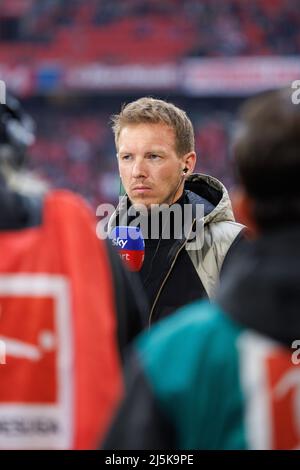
119 148 167 155
145 148 167 155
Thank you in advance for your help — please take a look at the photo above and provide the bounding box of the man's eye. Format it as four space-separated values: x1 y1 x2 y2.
121 155 132 160
149 154 160 160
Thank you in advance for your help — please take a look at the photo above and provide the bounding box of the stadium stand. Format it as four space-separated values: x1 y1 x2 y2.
1 0 299 207
0 0 299 65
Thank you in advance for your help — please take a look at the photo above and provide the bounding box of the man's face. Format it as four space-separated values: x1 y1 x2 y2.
118 122 185 208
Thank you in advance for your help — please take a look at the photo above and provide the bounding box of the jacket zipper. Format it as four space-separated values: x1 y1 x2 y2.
148 218 196 328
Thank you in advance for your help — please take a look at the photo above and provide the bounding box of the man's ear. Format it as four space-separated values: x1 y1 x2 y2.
183 152 197 175
231 188 260 238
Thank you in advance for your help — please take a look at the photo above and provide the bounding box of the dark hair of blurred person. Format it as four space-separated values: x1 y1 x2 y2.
233 88 300 232
103 88 300 450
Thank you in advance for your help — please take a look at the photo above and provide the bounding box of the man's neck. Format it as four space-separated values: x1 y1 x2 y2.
117 191 188 241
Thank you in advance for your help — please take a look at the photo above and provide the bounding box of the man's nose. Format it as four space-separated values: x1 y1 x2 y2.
132 158 147 178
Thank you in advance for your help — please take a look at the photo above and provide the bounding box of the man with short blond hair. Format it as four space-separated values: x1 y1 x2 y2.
111 97 195 159
109 97 243 326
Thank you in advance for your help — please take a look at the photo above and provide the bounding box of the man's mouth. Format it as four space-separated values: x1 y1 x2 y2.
132 186 152 193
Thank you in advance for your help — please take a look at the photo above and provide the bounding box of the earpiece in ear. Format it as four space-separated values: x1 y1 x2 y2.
183 168 188 174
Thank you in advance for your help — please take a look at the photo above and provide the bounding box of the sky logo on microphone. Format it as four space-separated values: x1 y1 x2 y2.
109 226 145 272
112 237 128 249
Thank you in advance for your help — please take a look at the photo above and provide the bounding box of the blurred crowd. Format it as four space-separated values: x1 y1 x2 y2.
28 102 116 207
0 0 299 65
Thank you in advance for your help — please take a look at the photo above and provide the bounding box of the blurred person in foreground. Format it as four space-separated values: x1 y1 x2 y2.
109 97 244 327
0 94 145 449
103 88 300 450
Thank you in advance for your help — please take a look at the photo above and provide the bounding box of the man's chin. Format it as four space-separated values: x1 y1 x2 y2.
131 200 153 210
130 196 158 210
